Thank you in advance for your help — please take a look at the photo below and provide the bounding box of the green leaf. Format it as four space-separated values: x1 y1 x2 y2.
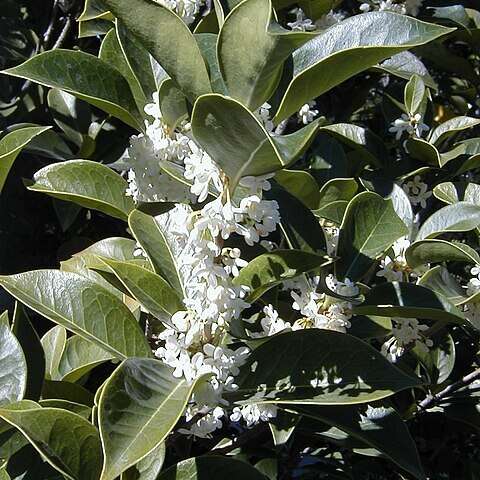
42 380 94 407
27 160 134 221
309 135 347 187
353 282 466 324
12 304 45 400
416 202 480 241
121 442 165 480
265 186 327 253
405 137 441 166
314 200 349 224
128 209 187 297
157 79 188 131
217 0 315 110
298 0 334 19
232 250 331 302
39 400 92 420
102 0 211 103
191 94 320 189
404 74 425 115
157 456 266 480
41 326 67 381
0 126 51 194
374 51 436 89
417 266 468 306
336 192 408 282
99 28 149 113
0 324 27 407
2 50 142 130
58 336 115 383
274 169 320 209
0 270 152 360
433 182 480 205
320 124 386 167
99 359 206 480
47 89 91 146
318 178 358 207
194 33 227 95
430 117 480 146
406 239 480 270
292 404 426 480
0 403 102 480
273 12 453 122
233 330 421 405
98 258 184 326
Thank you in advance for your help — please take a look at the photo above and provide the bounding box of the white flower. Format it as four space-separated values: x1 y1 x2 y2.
389 113 429 140
251 304 291 338
314 10 345 29
298 100 319 125
254 103 274 132
152 0 205 24
230 403 278 427
402 175 432 208
287 7 316 31
239 173 274 196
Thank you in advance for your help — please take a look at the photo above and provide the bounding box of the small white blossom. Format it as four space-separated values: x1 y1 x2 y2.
314 10 345 29
389 113 429 140
230 403 278 427
402 175 432 208
287 7 316 31
254 103 274 132
152 0 205 24
298 100 319 125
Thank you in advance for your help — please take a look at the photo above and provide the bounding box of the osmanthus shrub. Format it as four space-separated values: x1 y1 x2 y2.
0 0 480 478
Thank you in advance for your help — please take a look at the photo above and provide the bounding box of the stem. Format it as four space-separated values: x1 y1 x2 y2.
418 366 480 412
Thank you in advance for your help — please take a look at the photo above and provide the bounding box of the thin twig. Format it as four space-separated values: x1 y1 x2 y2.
52 15 72 50
418 367 480 411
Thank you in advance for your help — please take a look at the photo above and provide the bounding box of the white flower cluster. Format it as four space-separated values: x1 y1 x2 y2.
298 101 319 125
358 0 423 16
287 7 344 32
402 175 432 209
389 113 430 140
376 236 412 282
381 317 432 362
152 0 204 24
282 274 359 333
120 93 222 204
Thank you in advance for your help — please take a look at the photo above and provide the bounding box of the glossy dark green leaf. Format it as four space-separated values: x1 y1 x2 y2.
320 124 386 167
27 160 134 221
353 282 466 324
336 192 408 282
47 89 91 146
429 116 480 146
374 51 435 89
273 12 452 122
192 94 320 189
99 359 205 480
406 239 480 270
292 404 426 480
298 0 333 19
40 326 67 381
2 50 142 129
22 128 73 161
314 200 349 224
58 336 114 383
0 270 152 360
99 28 149 112
157 456 266 480
128 209 187 297
417 266 467 305
348 316 392 340
233 330 421 405
232 250 331 302
0 126 51 194
39 400 92 420
274 169 319 209
309 135 347 187
404 74 425 115
416 202 480 241
217 0 315 110
433 181 480 206
102 0 211 103
99 258 184 326
0 324 27 407
12 304 45 400
0 402 102 480
265 186 327 253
